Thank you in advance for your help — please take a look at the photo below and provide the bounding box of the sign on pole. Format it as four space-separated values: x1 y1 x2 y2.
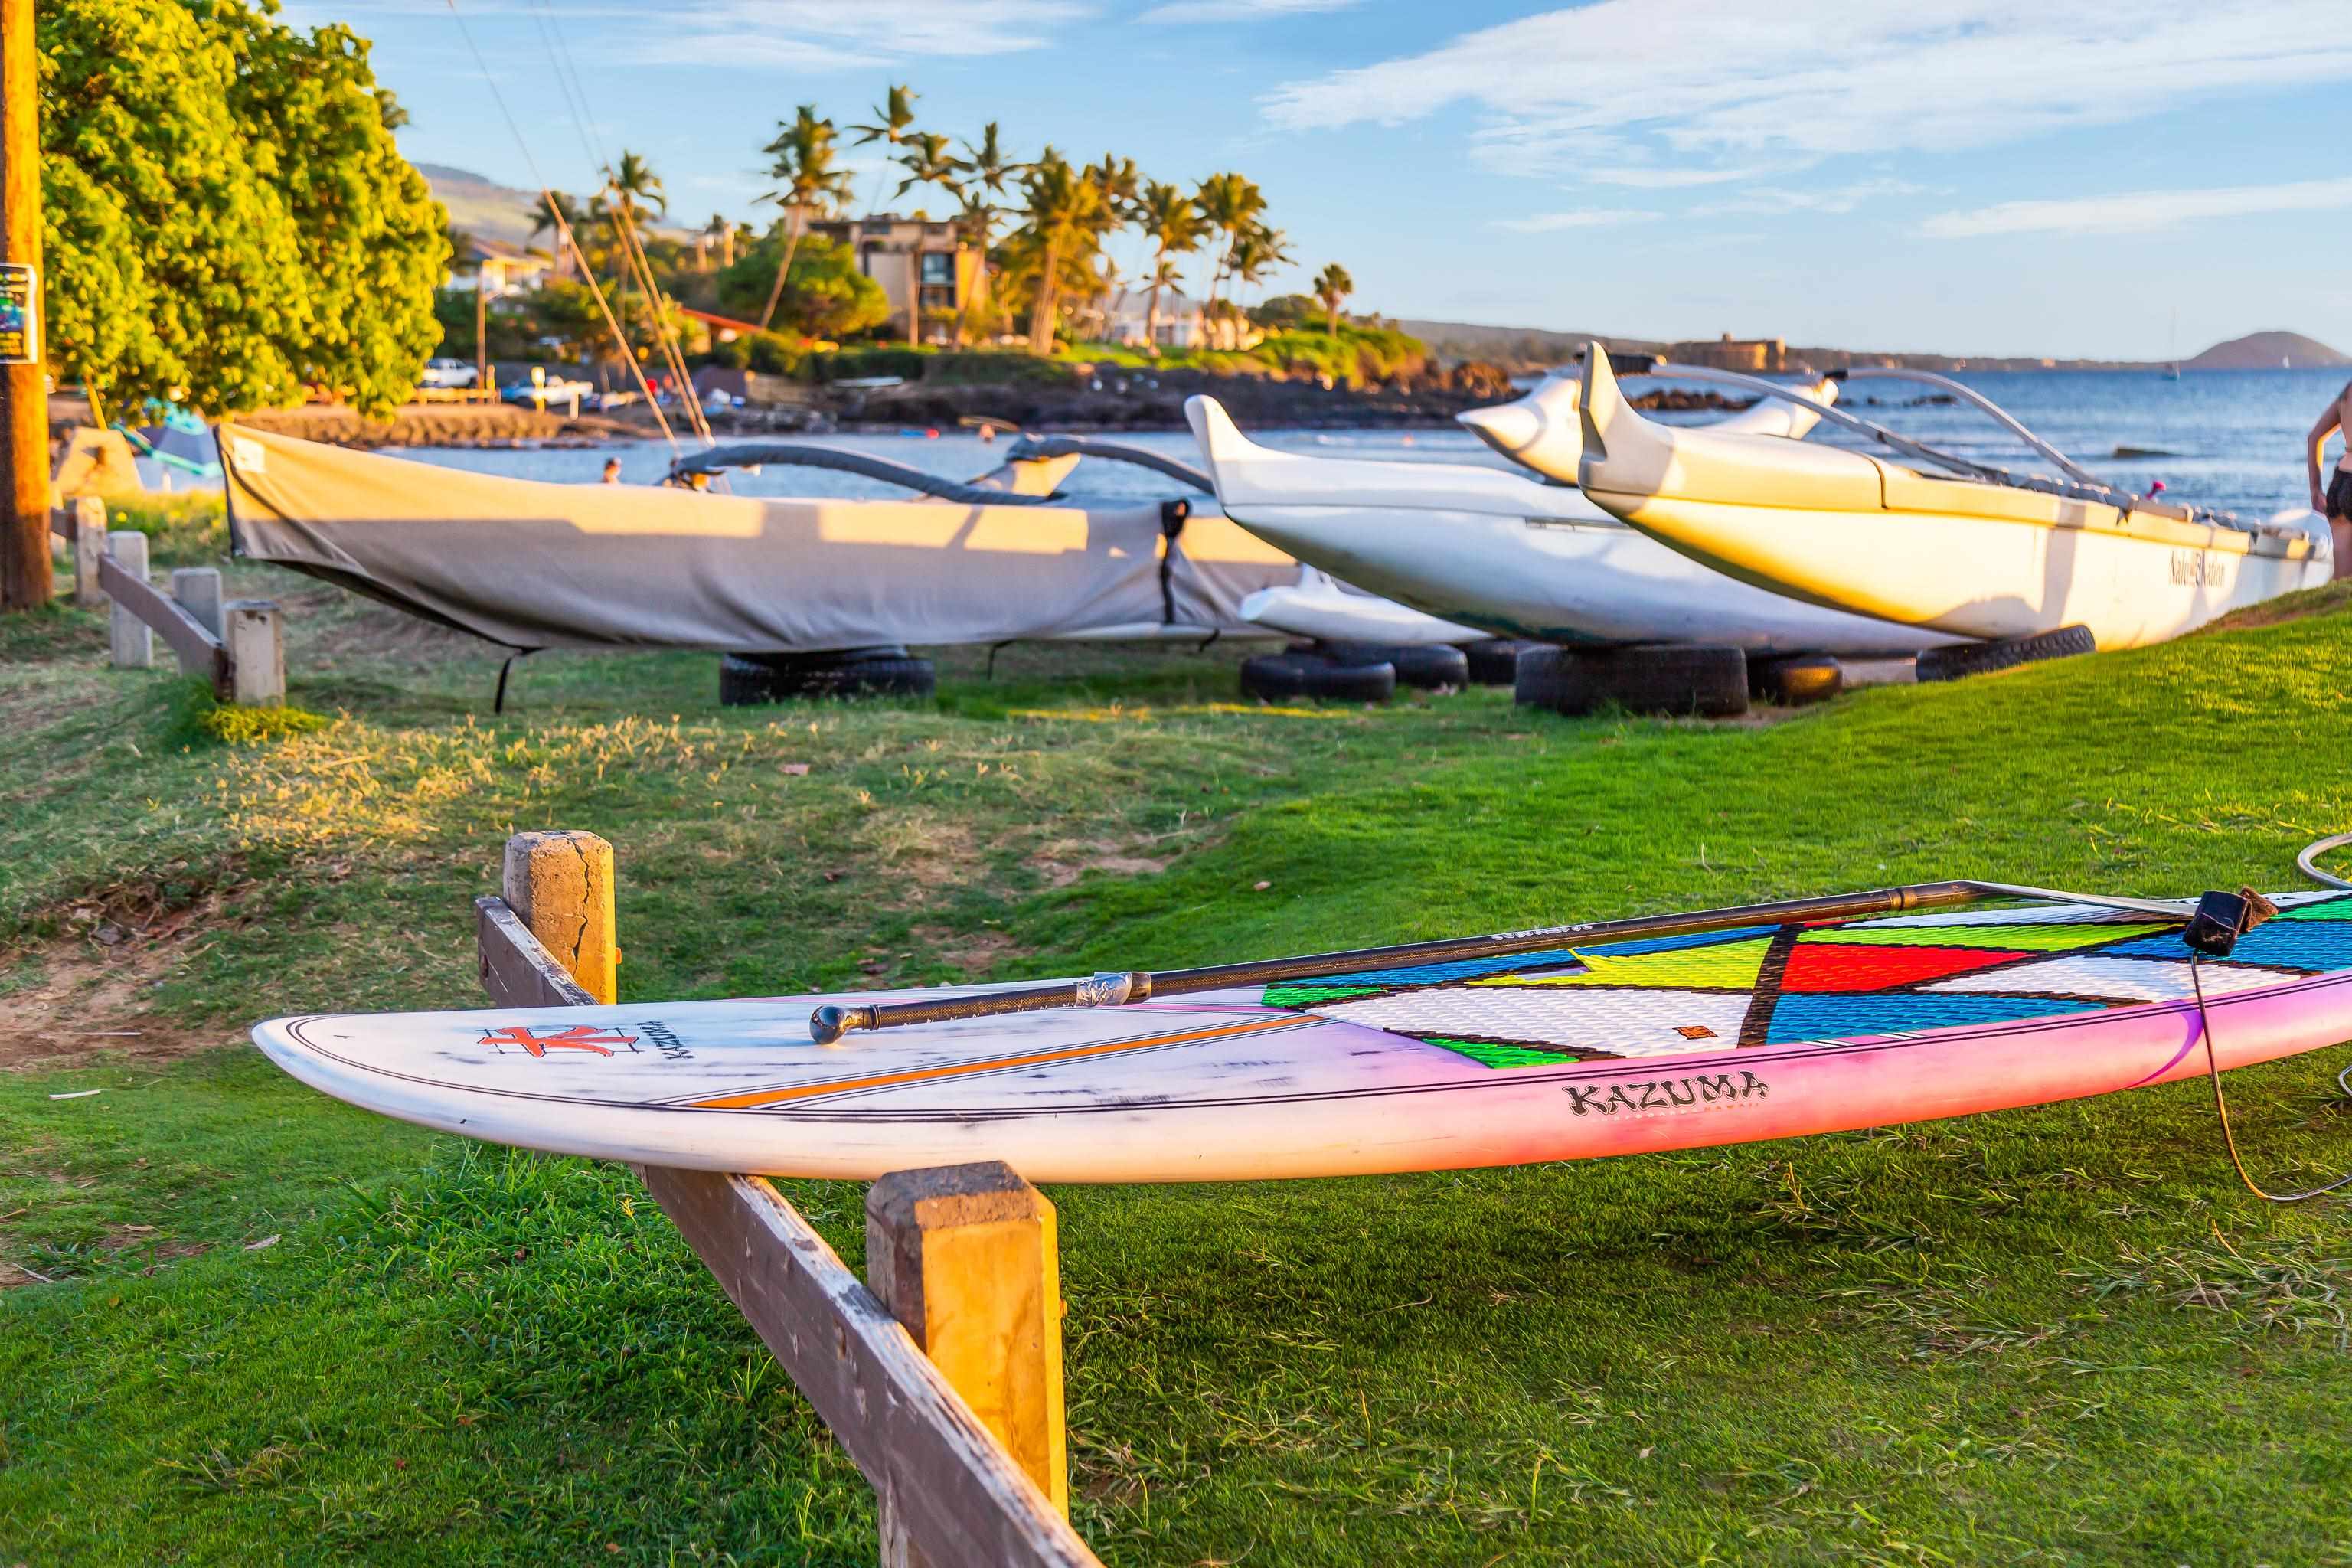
0 262 34 365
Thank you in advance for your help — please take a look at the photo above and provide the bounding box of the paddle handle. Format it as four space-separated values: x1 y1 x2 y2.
807 882 2009 1045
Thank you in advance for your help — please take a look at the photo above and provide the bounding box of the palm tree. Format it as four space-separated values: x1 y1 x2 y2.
603 151 666 224
952 122 1023 345
851 84 920 216
1192 172 1266 337
1312 263 1354 338
1012 148 1103 355
1135 180 1207 354
756 105 854 332
893 131 965 346
701 214 734 271
530 190 585 276
1228 224 1292 309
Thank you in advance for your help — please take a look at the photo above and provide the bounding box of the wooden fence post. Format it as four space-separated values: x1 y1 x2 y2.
501 829 618 1004
106 530 150 668
72 497 104 608
223 599 285 706
867 1163 1069 1567
170 566 224 642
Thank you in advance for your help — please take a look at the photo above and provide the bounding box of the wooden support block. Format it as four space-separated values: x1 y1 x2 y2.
867 1162 1069 1554
105 530 151 668
501 830 618 1004
73 498 105 607
223 599 285 706
170 566 224 642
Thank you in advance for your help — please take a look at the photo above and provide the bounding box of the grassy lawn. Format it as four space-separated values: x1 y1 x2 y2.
4 527 2351 1566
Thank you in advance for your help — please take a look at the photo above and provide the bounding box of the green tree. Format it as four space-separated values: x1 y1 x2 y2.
1135 180 1207 354
1227 224 1292 308
951 122 1023 345
756 105 854 331
892 131 963 347
39 0 445 416
1192 172 1266 333
1010 149 1104 355
1312 263 1354 338
850 84 920 214
718 236 887 341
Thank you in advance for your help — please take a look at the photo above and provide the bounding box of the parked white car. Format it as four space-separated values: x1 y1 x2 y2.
420 358 479 389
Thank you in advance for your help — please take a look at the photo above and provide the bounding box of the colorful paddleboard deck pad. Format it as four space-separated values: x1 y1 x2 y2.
254 891 2352 1183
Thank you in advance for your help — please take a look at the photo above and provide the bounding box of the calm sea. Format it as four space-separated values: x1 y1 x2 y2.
162 368 2349 521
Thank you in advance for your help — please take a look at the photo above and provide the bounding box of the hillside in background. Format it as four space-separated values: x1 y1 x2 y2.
2183 331 2350 370
418 163 543 248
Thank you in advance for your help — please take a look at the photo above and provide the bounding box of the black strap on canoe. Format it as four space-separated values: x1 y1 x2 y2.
1158 498 1191 626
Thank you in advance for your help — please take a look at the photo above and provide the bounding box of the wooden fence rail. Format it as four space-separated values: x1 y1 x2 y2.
50 505 284 704
478 829 1101 1568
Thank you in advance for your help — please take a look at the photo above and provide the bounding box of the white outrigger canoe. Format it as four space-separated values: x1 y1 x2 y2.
1574 344 2334 648
1241 567 1488 646
1459 362 1836 481
1187 396 1960 655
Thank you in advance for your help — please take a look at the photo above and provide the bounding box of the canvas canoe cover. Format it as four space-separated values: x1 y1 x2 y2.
218 425 1295 653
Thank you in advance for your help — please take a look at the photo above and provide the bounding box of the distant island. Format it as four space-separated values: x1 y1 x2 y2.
2181 331 2350 371
1390 315 2350 375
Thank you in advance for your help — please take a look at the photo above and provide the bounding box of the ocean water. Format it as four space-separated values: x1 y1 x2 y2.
170 367 2349 521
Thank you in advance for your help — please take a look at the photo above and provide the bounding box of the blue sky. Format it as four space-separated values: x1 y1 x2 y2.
298 0 2352 359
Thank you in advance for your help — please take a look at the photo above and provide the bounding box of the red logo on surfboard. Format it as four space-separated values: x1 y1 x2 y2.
481 1024 639 1058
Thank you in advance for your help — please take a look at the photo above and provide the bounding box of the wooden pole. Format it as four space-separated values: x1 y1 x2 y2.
475 276 488 396
867 1161 1069 1568
500 829 618 1004
0 0 49 611
223 599 285 705
105 530 149 668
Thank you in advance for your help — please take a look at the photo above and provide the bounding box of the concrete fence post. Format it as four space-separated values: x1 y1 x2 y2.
223 599 285 705
73 498 106 608
106 531 152 668
170 567 225 642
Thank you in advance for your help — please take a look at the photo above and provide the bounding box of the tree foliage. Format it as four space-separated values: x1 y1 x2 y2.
717 237 888 341
38 0 446 416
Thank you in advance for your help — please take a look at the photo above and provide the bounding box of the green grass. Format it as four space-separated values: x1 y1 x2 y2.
5 549 2352 1565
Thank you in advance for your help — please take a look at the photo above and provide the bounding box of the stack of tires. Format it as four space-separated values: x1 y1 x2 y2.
1514 645 1751 717
719 647 936 705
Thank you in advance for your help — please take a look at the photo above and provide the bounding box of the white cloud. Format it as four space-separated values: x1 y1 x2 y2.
633 0 1093 68
1260 1 2352 182
1922 175 2352 237
1695 178 1925 217
1585 165 1784 189
1138 0 1357 21
1491 208 1661 233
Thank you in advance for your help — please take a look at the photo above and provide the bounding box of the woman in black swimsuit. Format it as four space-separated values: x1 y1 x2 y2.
2311 381 2352 580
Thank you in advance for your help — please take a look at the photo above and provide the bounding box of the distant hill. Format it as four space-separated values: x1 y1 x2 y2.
1390 319 1651 370
2183 331 2350 370
418 163 544 248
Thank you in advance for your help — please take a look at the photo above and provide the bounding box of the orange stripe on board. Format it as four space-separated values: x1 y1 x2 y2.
685 1014 1303 1110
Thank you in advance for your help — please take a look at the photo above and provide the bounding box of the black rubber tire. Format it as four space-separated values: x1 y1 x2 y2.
1240 653 1396 704
1753 654 1844 707
1515 644 1749 717
720 650 936 704
1317 640 1471 691
1916 624 2096 684
1459 639 1537 686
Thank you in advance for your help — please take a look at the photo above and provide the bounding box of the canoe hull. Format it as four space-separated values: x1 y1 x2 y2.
1596 491 2331 647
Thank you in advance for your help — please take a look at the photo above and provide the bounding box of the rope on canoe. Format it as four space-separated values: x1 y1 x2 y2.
2187 955 2352 1205
2297 831 2352 890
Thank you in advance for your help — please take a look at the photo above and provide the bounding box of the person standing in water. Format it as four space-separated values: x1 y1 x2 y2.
2311 380 2352 579
600 457 622 484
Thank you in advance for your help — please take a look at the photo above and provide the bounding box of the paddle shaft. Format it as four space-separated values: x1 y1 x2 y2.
808 880 2020 1045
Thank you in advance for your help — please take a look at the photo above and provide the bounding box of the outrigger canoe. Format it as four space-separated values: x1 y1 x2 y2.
1187 396 1959 655
253 884 2352 1183
1459 363 1837 481
1574 344 2334 648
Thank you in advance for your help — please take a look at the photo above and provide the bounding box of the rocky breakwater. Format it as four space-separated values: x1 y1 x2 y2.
234 402 638 449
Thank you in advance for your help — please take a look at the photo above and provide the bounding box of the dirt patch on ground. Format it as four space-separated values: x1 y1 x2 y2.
912 925 1025 978
1030 839 1171 889
0 902 240 1073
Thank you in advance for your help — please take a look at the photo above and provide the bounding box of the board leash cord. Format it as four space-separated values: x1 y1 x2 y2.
2179 880 2352 1204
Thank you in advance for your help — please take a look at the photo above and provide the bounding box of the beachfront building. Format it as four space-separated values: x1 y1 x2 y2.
452 237 557 299
807 214 978 342
1669 333 1788 371
1101 286 1263 351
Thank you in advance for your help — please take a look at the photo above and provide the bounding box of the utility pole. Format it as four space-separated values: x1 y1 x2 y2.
0 0 51 612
